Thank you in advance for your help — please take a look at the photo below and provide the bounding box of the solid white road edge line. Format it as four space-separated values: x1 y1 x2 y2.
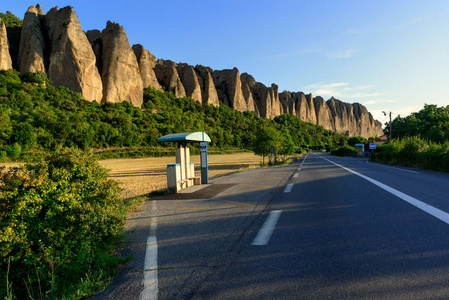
252 210 283 246
140 236 158 300
319 155 449 225
283 183 294 193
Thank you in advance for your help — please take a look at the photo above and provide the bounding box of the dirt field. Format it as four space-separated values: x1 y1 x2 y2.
0 153 275 200
99 152 263 199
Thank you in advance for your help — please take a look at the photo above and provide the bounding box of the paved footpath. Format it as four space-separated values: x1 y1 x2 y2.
94 156 305 299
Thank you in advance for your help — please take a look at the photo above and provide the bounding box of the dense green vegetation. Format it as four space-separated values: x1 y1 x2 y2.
375 104 449 172
0 69 341 161
376 137 449 172
388 104 449 143
0 149 136 299
330 145 359 156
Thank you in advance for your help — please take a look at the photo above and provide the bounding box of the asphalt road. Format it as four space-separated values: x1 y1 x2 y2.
95 153 449 299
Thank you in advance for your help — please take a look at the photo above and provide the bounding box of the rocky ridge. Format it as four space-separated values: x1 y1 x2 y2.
0 4 383 138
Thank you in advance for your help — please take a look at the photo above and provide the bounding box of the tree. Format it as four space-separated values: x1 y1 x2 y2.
347 136 367 147
278 131 296 159
253 127 275 164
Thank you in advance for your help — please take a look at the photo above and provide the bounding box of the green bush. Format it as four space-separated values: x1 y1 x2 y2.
331 145 358 156
376 137 449 172
6 142 21 158
0 148 125 299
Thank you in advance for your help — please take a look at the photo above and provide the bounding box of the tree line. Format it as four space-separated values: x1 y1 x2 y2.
0 69 344 161
375 104 449 172
387 104 449 143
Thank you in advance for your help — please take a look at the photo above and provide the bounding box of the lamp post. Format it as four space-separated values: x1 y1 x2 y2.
383 111 392 140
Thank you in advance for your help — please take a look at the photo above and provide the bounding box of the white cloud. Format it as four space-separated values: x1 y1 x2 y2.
326 49 356 59
341 28 363 36
304 82 382 100
306 82 348 90
346 92 383 99
315 89 335 96
363 99 396 105
304 82 405 125
353 85 374 91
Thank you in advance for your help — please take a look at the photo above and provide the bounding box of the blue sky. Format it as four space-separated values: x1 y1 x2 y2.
4 0 449 126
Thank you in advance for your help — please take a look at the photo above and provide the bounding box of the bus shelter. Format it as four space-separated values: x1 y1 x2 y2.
355 143 365 158
157 132 211 193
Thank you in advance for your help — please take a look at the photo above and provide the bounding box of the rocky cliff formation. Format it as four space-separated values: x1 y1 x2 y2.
240 73 257 114
44 6 103 102
241 73 284 119
269 84 282 117
100 21 143 106
1 4 384 137
17 5 46 73
313 96 334 129
351 102 380 138
0 18 12 70
194 65 219 106
132 44 162 92
176 63 202 102
86 29 102 73
154 60 186 98
212 68 251 112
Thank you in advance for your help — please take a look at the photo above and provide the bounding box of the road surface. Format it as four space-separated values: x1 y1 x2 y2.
96 153 449 299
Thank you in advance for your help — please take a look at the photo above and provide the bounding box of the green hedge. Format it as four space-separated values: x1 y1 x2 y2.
330 145 358 156
375 137 449 172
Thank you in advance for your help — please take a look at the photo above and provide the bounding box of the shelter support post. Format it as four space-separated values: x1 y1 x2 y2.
200 142 209 184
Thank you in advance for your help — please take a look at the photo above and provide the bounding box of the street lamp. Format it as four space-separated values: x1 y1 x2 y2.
383 111 392 141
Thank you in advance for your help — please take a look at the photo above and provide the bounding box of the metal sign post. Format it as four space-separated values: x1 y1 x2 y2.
370 143 376 159
200 142 209 184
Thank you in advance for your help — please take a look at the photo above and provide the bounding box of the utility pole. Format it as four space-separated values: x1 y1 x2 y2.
383 111 392 140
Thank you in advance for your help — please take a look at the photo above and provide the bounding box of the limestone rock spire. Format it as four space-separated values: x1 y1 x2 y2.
100 21 143 107
132 44 163 92
17 5 46 73
0 18 12 70
44 6 103 101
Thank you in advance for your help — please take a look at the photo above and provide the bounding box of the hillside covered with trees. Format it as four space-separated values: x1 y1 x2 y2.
0 69 345 161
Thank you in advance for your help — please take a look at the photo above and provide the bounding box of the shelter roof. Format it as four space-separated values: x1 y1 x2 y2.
157 132 211 143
